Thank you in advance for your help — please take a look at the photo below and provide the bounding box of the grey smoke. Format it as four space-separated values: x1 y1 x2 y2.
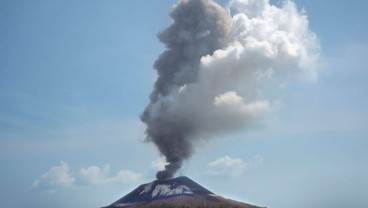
141 0 231 180
141 0 319 180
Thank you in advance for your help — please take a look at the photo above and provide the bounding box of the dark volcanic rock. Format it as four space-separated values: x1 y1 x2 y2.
103 176 263 208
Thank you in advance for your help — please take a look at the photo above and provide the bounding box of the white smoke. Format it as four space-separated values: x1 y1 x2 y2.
142 0 320 179
169 0 319 133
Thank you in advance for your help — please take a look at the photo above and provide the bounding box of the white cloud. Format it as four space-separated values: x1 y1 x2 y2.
206 155 264 178
114 170 142 184
79 164 142 185
151 156 168 171
32 162 142 190
145 0 320 143
32 161 75 189
207 155 247 177
79 164 110 185
214 91 271 118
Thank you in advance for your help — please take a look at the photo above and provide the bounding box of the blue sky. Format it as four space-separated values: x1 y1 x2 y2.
1 0 367 208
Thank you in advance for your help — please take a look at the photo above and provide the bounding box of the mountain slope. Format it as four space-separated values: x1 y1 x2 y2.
103 176 263 208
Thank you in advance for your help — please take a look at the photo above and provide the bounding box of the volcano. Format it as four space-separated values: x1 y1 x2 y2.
103 176 263 208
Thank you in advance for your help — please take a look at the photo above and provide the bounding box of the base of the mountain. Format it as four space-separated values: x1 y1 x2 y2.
110 194 263 208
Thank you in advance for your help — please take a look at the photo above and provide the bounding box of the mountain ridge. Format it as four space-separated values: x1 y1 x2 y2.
102 176 264 208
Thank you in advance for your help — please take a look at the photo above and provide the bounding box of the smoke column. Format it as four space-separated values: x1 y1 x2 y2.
141 0 319 180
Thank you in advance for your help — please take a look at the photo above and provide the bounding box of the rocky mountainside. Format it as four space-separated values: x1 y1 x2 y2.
102 176 263 208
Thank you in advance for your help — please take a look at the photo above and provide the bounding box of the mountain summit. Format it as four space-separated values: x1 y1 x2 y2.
103 176 263 208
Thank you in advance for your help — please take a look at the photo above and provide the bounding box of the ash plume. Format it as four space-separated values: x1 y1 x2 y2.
142 0 320 180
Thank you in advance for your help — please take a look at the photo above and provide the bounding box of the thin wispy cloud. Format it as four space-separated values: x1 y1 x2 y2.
206 155 264 177
79 165 142 185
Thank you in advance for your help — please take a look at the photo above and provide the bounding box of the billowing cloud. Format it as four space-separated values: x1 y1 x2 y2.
79 165 142 185
151 156 168 171
32 161 75 189
32 162 142 190
141 0 319 180
206 155 247 177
